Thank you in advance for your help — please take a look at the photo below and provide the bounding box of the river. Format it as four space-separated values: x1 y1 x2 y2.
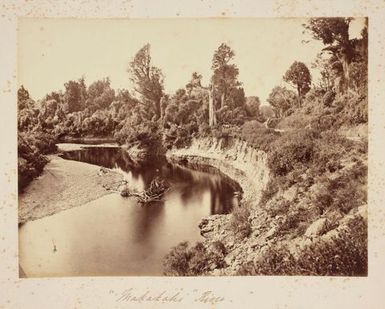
18 146 241 277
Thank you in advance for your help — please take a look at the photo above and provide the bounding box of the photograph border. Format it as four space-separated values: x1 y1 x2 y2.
1 0 385 308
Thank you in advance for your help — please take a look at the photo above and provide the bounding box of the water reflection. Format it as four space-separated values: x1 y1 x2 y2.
60 147 240 215
19 146 241 277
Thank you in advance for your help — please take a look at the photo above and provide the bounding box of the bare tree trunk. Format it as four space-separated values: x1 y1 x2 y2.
343 58 350 92
208 85 216 127
159 96 167 120
297 85 302 107
220 92 225 109
336 52 351 94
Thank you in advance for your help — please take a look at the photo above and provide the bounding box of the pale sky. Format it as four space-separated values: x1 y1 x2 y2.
18 18 365 103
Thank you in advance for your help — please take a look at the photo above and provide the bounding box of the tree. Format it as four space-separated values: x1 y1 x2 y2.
267 86 297 118
283 61 311 106
304 18 355 93
311 53 334 91
128 44 164 120
17 86 38 131
245 96 261 118
86 78 115 112
63 78 87 113
185 72 202 95
208 84 216 127
18 85 30 108
211 43 241 109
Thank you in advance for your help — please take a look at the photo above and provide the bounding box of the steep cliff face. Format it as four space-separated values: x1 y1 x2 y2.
167 137 270 203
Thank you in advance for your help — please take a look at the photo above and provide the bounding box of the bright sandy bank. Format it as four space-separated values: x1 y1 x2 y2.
18 155 123 224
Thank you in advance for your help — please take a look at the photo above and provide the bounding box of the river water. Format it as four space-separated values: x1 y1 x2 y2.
19 146 241 277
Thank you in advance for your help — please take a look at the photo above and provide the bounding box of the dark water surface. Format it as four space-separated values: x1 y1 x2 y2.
19 146 241 277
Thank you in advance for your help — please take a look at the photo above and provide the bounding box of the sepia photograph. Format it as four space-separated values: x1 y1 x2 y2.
17 17 368 278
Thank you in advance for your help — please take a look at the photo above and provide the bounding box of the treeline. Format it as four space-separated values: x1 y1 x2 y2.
18 44 264 146
18 18 368 191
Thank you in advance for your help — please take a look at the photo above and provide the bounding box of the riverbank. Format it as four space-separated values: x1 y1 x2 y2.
59 136 116 144
56 142 120 152
18 155 124 224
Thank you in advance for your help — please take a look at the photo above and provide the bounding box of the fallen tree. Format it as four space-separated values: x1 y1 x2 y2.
121 176 170 204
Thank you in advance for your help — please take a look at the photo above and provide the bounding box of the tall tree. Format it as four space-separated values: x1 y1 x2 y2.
86 78 115 112
283 61 312 106
63 77 87 113
267 86 297 118
208 84 216 127
211 43 241 109
185 72 203 95
128 44 164 120
304 18 355 93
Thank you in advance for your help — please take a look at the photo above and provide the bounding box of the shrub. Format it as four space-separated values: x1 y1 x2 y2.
163 242 191 276
241 120 264 133
163 241 227 276
333 92 368 126
268 130 317 176
18 132 57 191
163 124 193 149
237 245 298 275
311 131 351 174
266 198 290 218
229 205 252 240
297 216 367 276
240 124 280 151
311 113 339 131
276 113 315 130
314 162 367 214
276 206 310 237
322 90 336 106
304 87 326 103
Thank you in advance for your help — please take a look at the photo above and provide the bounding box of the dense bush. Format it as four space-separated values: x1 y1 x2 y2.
240 123 280 151
238 216 367 276
215 105 247 126
310 132 346 173
314 162 367 214
163 241 227 276
18 132 57 190
115 118 164 155
268 130 317 176
298 216 367 276
163 123 195 149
